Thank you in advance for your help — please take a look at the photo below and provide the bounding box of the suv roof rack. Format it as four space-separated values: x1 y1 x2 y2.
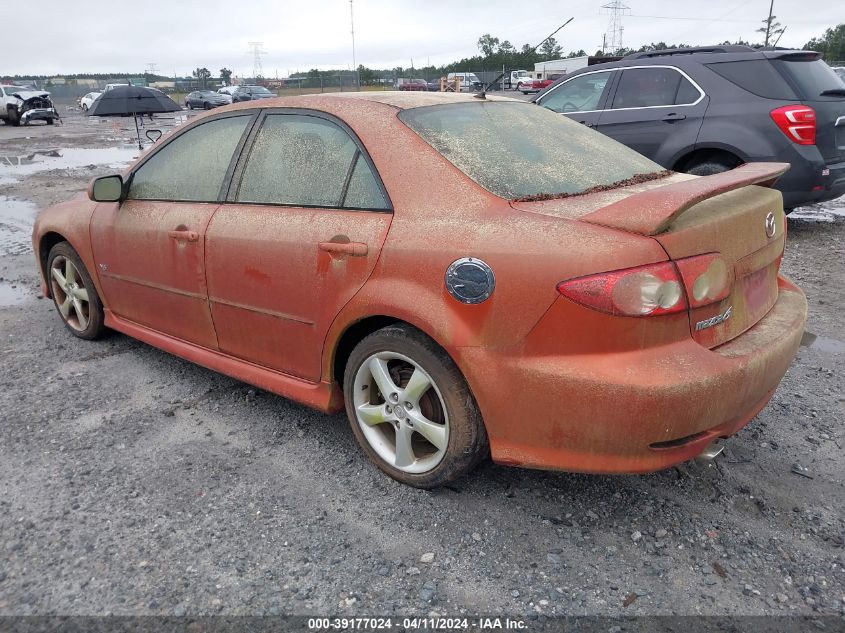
624 45 757 59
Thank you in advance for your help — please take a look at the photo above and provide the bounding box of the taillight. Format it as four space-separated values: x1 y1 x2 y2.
674 254 732 308
557 262 686 317
770 105 816 145
558 255 732 317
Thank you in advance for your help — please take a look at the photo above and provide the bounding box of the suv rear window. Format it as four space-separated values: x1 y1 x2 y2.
706 60 797 99
771 57 845 101
399 101 662 199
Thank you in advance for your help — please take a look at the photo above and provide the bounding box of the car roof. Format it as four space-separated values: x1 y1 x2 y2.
299 92 520 109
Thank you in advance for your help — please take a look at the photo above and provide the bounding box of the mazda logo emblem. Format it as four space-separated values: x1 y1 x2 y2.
765 212 776 238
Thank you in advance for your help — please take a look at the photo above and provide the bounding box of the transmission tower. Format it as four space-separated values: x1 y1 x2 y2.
247 41 267 80
601 1 630 54
145 63 158 77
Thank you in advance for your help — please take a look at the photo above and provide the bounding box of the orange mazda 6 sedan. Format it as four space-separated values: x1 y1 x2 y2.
32 93 807 488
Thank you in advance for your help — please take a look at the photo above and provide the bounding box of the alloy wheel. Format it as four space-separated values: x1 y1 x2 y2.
50 255 91 332
352 351 449 474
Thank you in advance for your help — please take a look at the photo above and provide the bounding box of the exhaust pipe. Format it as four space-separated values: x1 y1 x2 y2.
696 440 724 462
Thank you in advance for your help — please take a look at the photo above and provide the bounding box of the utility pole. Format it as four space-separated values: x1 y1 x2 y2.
350 0 359 89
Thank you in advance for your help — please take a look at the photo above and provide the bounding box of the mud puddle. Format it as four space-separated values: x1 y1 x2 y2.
0 147 138 183
0 197 38 256
800 330 845 355
0 282 31 307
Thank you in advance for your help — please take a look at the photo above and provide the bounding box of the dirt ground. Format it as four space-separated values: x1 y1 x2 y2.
0 107 843 620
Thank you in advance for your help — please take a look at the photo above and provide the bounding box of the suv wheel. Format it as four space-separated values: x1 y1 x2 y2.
7 107 20 126
685 158 738 177
343 324 488 488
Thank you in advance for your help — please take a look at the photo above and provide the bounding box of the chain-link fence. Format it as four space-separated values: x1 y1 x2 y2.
3 68 524 104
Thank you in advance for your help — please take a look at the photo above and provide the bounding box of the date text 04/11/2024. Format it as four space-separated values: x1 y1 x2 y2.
307 617 528 630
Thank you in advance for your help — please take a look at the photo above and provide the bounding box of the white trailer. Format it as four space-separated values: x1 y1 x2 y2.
534 56 589 79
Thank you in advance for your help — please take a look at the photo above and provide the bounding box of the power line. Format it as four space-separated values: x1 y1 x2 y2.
627 14 757 23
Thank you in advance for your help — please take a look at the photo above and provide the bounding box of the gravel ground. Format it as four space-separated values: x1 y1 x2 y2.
0 108 843 620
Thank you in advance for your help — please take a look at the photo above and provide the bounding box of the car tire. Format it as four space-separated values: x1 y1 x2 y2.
8 107 20 126
685 159 737 177
343 324 488 488
46 242 106 341
46 118 54 125
82 104 88 112
203 102 211 110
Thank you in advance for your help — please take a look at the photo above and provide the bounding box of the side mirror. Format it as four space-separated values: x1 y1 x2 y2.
88 174 124 202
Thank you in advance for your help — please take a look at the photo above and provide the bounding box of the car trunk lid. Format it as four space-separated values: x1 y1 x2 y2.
513 163 790 349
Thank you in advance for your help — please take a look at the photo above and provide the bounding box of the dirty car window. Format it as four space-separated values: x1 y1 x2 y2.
236 114 358 207
399 101 661 199
128 115 250 202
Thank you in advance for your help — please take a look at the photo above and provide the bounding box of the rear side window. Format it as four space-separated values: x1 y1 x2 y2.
128 115 250 202
706 60 797 99
235 114 388 209
610 67 700 109
771 58 845 100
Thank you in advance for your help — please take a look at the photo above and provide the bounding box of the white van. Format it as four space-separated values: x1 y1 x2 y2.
446 72 482 92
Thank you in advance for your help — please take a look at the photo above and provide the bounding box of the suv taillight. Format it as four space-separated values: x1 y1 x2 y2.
770 105 816 145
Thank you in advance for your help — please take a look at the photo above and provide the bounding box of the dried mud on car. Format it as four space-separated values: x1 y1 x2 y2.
0 110 843 617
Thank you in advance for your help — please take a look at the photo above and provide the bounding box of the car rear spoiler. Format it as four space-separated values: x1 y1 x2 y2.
579 162 790 236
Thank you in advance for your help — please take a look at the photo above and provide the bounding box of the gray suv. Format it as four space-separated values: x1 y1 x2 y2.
534 46 845 209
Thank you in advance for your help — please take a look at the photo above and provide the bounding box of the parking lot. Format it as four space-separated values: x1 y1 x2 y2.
0 105 844 619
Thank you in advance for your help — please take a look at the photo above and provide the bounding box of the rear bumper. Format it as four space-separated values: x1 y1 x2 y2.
457 276 807 474
776 147 845 208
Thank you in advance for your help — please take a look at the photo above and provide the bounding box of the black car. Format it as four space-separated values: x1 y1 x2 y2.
185 90 229 110
534 46 845 209
231 85 277 102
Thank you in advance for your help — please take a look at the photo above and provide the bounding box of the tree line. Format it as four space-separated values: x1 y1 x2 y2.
3 23 843 85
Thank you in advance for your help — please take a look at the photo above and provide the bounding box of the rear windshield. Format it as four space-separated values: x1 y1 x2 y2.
706 60 797 100
398 101 662 199
771 58 845 100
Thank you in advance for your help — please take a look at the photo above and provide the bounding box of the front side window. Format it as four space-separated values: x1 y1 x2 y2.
610 67 699 109
235 114 388 209
400 101 661 199
128 115 250 202
539 71 613 113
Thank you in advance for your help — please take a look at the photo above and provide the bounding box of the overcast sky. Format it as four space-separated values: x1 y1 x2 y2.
5 0 841 77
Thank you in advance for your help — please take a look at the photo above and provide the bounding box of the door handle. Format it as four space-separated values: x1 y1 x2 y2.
318 241 368 256
168 229 199 242
578 120 595 128
662 113 687 122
